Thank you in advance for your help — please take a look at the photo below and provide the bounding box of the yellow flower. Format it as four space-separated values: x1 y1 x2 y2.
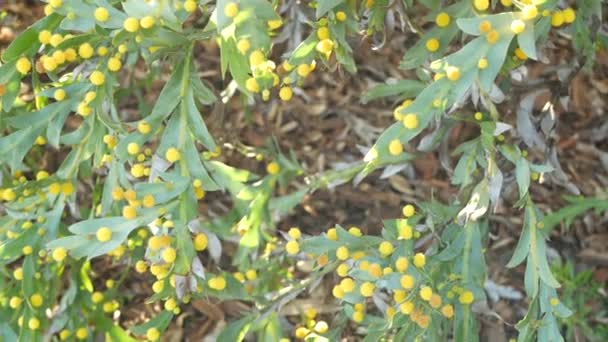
430 294 442 308
336 263 349 277
400 301 414 314
237 39 250 54
402 204 415 217
478 58 488 69
9 297 22 309
28 318 41 330
135 260 148 273
208 276 227 290
123 17 140 32
30 293 43 307
96 227 112 242
478 20 492 33
75 328 88 340
511 20 526 34
419 286 433 301
54 89 66 101
78 43 94 59
146 328 160 341
378 241 394 256
245 77 260 93
562 8 575 23
398 223 413 240
294 327 309 339
348 227 362 236
313 321 328 334
266 161 280 175
550 297 559 306
59 329 71 340
473 0 489 11
122 205 137 219
326 228 338 240
446 66 460 81
459 290 474 304
368 263 382 277
441 304 454 318
425 38 439 52
38 30 52 44
474 112 484 120
279 86 293 101
285 240 300 255
435 12 450 27
413 253 426 268
317 27 330 40
165 147 181 163
336 11 347 22
388 139 403 156
400 274 415 289
64 48 77 61
52 247 67 262
267 19 283 30
194 233 208 251
515 48 528 61
500 0 512 6
184 0 197 12
486 30 500 44
522 5 538 20
49 34 62 47
42 56 57 72
13 267 24 280
316 39 334 55
395 257 408 272
140 16 155 29
393 289 406 303
336 246 349 260
107 57 122 72
551 11 564 27
352 311 364 323
91 291 104 304
224 2 239 18
162 247 177 263
90 71 105 86
340 278 355 292
249 50 265 68
94 7 109 22
52 50 66 64
297 63 312 77
49 0 62 8
402 114 418 129
282 60 294 71
360 282 375 297
127 142 140 155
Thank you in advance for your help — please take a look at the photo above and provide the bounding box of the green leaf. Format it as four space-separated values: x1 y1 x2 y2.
185 88 216 150
130 311 174 336
288 35 318 66
515 157 530 201
47 210 159 259
146 61 185 123
217 315 254 342
316 0 343 18
268 189 306 216
506 219 531 268
535 233 560 288
361 80 425 104
2 14 62 62
516 20 537 60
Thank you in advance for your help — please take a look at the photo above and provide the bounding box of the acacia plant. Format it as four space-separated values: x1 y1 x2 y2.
0 0 603 341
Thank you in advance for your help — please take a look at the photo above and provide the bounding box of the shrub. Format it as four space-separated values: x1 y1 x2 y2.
0 0 604 341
